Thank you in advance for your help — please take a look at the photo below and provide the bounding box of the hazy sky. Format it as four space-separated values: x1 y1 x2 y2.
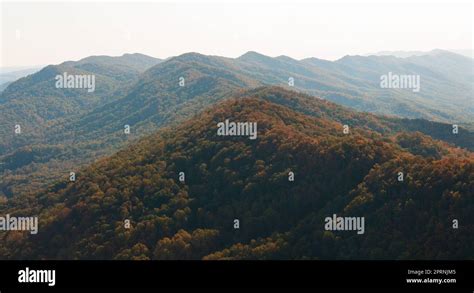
1 0 472 67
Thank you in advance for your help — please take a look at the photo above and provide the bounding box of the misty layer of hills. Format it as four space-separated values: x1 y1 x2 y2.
0 51 472 260
0 67 42 93
366 49 474 59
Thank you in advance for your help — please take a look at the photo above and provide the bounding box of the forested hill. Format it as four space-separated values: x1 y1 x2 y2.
236 87 474 151
0 53 161 154
237 50 474 124
1 87 472 260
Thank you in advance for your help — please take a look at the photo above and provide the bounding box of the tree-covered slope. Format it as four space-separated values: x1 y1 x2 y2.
1 88 471 260
0 53 161 150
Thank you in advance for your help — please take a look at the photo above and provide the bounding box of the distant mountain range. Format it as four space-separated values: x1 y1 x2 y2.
0 67 43 93
366 49 474 59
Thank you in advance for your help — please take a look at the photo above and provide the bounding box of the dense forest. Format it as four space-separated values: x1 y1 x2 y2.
0 88 472 260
